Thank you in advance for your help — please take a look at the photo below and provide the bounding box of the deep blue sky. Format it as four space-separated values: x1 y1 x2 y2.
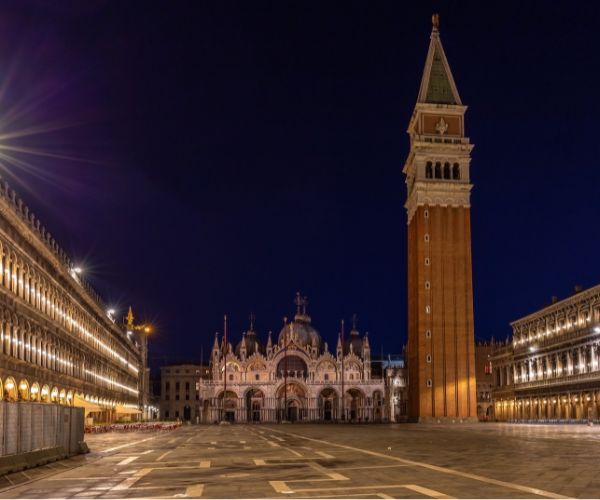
2 1 599 369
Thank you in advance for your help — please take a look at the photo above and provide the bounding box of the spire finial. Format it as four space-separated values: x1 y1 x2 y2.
249 312 255 331
432 13 440 30
294 292 303 315
352 313 358 331
303 296 308 315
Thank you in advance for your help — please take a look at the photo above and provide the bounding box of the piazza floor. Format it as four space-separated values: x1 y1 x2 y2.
0 423 599 499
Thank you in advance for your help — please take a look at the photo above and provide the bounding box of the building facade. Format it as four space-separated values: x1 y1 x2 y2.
381 354 409 422
160 364 206 422
200 295 386 423
403 16 477 422
475 341 494 421
492 285 600 422
0 178 147 424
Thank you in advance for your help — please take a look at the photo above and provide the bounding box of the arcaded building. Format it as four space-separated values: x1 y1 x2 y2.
0 179 147 423
403 16 477 422
492 285 600 422
199 295 385 423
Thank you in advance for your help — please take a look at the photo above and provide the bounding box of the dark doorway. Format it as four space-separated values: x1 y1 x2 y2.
183 405 191 421
287 401 299 422
324 400 332 421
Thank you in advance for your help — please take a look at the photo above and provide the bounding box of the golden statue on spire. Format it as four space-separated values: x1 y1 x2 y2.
432 13 440 30
126 306 134 328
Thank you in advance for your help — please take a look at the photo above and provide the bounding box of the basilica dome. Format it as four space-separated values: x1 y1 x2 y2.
235 330 263 357
344 329 363 356
278 315 322 351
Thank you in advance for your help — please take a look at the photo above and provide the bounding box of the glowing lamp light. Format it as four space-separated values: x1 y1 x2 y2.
587 396 591 402
552 399 557 404
594 327 600 334
73 267 82 274
19 382 27 390
41 387 49 395
5 381 14 390
529 346 537 353
31 386 39 394
107 309 116 316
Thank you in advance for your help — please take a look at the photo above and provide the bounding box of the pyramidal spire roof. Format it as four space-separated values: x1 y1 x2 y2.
417 14 462 105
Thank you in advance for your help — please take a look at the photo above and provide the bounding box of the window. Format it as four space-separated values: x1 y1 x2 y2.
165 382 170 391
185 382 190 391
175 410 179 418
424 209 429 218
165 410 169 418
324 373 329 381
229 374 233 381
425 305 431 314
175 382 180 391
424 234 430 242
426 330 431 338
426 354 432 363
452 163 460 179
425 281 430 290
425 257 430 266
176 394 179 400
485 361 492 374
255 374 260 381
185 394 190 400
443 162 450 179
425 161 433 179
434 162 442 178
426 379 432 387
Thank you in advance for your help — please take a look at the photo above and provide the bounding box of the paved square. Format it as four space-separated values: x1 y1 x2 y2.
1 423 599 498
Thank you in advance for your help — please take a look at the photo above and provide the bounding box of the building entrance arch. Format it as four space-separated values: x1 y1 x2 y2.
245 388 264 422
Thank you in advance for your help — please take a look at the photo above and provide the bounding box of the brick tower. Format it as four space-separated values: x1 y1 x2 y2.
404 15 477 422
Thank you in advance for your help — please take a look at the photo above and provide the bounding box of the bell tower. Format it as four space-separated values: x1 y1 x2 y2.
404 15 477 422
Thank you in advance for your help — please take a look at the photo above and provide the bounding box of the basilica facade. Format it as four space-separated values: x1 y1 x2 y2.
199 295 386 423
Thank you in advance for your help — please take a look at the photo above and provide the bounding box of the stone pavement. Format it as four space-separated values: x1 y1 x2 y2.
0 423 599 498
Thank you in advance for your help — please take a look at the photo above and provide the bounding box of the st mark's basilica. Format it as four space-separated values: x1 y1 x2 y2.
200 295 386 423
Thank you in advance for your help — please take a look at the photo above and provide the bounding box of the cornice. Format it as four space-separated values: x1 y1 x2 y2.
405 181 473 223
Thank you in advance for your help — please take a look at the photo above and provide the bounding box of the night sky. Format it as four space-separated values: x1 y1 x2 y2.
2 1 599 370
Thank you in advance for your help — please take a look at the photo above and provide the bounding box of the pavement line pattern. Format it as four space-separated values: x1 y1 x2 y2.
404 483 454 499
155 450 172 461
315 451 334 459
254 459 266 465
117 456 138 466
102 436 158 453
266 427 569 499
140 449 154 455
111 468 152 491
377 494 394 499
185 484 204 497
199 461 211 468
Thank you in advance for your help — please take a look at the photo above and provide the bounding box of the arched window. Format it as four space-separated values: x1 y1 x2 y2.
425 161 433 179
277 355 308 378
443 162 450 179
452 163 460 179
434 162 442 178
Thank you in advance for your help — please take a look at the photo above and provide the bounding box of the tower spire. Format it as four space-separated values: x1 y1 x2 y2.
417 13 461 105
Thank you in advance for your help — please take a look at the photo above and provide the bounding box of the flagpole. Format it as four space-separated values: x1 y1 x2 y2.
341 319 345 422
223 314 227 422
